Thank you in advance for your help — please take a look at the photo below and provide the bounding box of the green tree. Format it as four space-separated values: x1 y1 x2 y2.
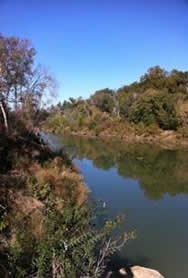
167 69 188 98
117 87 138 117
90 88 115 113
0 34 57 131
129 89 180 130
0 34 36 130
140 66 168 91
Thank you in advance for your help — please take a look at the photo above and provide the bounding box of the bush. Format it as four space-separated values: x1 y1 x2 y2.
91 89 115 113
44 114 66 132
35 202 134 277
128 89 180 130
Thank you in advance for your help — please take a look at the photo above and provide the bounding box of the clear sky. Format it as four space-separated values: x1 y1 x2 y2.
0 0 188 101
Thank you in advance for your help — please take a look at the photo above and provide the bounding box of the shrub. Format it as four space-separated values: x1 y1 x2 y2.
35 202 134 277
91 89 115 113
129 89 180 130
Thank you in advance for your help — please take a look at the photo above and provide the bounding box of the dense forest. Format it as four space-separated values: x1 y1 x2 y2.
0 34 134 277
45 66 188 146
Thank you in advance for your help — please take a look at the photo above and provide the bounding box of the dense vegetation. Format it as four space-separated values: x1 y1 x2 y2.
0 34 134 277
45 66 188 145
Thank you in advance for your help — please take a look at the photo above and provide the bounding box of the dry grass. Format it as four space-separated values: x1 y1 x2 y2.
29 157 88 205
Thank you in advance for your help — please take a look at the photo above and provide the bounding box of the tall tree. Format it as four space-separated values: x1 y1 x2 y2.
0 34 56 131
0 34 35 130
90 88 115 113
140 66 167 91
21 66 57 128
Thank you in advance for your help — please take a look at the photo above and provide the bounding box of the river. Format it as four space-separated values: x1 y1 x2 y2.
49 133 188 278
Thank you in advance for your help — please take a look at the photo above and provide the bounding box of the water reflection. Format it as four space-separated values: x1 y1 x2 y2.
54 134 188 278
58 135 188 200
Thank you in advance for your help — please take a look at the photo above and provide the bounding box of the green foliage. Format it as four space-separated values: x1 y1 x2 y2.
45 66 188 137
167 69 188 97
140 66 168 91
28 176 52 201
117 89 138 118
0 132 133 277
78 112 84 127
44 114 66 132
4 198 133 277
0 34 56 132
6 212 38 277
0 204 8 232
91 88 115 113
0 33 136 278
35 202 134 277
129 89 180 130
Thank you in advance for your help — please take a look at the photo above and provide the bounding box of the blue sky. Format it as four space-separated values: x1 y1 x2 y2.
0 0 188 101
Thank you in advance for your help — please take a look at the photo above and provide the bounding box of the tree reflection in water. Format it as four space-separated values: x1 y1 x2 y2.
59 135 188 200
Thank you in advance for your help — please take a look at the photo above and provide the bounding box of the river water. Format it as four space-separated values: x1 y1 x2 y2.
50 134 188 278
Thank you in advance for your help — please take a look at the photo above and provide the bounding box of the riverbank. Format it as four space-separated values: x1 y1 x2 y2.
0 131 137 277
0 131 89 276
45 125 188 150
43 66 188 151
72 130 187 148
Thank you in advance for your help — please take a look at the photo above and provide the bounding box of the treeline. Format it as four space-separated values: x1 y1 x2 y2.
46 66 188 139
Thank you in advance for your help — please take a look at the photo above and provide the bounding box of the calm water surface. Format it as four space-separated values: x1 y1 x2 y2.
50 134 188 278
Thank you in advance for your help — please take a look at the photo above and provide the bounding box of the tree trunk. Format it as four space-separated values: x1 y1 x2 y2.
14 87 18 110
0 101 9 132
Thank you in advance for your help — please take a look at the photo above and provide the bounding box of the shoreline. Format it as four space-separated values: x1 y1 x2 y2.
45 128 188 150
